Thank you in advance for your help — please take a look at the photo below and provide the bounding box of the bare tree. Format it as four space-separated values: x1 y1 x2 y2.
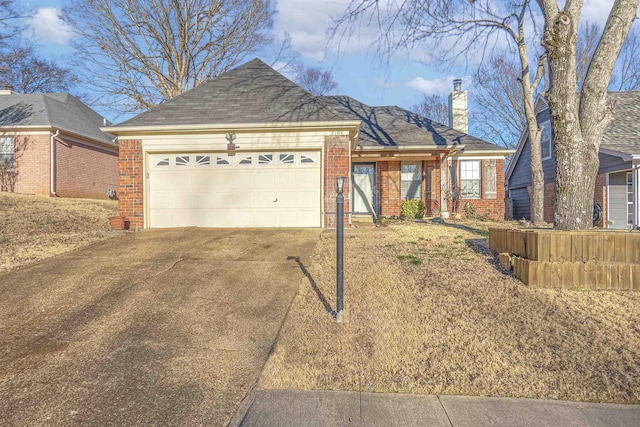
295 66 338 96
612 25 640 91
0 1 23 44
411 94 448 124
0 43 78 93
576 22 600 90
473 53 526 149
336 0 639 229
64 0 275 113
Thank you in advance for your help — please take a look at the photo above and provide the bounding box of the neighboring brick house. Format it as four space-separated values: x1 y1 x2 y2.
505 93 640 229
0 91 118 199
105 59 512 229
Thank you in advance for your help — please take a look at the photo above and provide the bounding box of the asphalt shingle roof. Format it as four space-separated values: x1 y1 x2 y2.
117 59 343 126
0 92 115 146
601 91 640 156
116 58 506 152
320 96 504 151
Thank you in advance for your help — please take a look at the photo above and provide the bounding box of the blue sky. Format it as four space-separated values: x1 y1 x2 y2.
22 0 621 124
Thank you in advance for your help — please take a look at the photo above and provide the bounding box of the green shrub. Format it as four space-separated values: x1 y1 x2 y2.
401 199 426 219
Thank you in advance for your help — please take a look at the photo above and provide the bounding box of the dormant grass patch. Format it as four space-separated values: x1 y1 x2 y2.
0 192 118 272
260 219 640 403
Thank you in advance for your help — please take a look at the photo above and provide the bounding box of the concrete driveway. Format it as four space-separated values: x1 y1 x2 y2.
0 228 320 426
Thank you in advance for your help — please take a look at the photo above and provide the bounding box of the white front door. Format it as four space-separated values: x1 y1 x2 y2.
147 151 321 228
352 164 375 214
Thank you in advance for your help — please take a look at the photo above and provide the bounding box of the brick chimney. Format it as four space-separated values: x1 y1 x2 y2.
448 79 468 134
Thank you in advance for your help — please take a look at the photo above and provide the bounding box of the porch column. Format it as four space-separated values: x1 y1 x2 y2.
440 153 449 218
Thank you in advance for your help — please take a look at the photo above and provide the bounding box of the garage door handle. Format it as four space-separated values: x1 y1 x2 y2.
274 197 278 202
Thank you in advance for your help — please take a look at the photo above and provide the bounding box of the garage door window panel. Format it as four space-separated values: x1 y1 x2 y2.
301 153 317 164
175 155 190 166
259 154 273 164
196 155 210 165
216 156 230 165
279 153 295 164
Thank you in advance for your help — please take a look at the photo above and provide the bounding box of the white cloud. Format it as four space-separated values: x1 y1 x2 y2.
27 8 74 45
406 75 468 96
275 0 385 60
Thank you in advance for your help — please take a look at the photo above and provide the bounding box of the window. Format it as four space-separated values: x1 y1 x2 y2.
237 155 253 165
401 162 422 200
279 153 294 164
258 154 273 164
460 160 481 199
541 121 552 160
0 136 14 168
156 157 170 166
175 155 190 166
195 155 210 165
216 156 230 165
300 154 317 164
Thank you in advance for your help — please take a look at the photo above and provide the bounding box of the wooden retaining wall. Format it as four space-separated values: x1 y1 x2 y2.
489 228 640 290
489 228 640 263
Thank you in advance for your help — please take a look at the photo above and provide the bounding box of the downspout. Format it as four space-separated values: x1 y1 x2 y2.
50 129 59 196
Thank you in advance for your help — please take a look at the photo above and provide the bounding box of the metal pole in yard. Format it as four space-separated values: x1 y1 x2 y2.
336 177 345 323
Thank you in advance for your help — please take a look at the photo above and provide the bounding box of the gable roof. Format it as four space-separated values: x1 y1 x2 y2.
0 92 115 146
506 91 640 184
321 96 507 152
111 58 510 154
116 59 343 127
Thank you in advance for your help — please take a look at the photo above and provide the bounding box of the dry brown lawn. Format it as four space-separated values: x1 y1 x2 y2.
260 219 640 403
0 192 118 273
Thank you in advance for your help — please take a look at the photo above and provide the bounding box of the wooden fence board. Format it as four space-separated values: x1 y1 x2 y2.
603 235 616 262
571 234 583 262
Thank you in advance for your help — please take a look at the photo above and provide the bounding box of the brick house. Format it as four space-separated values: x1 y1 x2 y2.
105 59 512 229
0 91 118 199
506 94 640 229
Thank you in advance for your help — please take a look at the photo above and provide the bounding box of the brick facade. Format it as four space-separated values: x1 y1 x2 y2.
371 158 505 220
12 134 50 195
323 135 351 227
6 132 118 199
55 136 118 199
117 139 144 229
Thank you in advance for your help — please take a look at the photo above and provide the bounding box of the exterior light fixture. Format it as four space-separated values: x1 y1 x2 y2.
225 132 237 153
335 175 347 323
336 176 346 195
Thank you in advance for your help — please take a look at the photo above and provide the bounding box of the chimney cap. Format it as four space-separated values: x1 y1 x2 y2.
453 79 462 92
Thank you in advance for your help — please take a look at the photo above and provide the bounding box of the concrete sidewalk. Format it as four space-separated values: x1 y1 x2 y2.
230 389 640 427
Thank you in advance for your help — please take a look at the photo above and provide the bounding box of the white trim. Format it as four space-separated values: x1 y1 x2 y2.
451 155 509 160
606 173 610 228
104 120 362 136
600 148 636 162
355 144 465 151
456 150 514 157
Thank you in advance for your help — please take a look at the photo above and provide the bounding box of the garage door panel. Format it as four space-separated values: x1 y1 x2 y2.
148 151 321 228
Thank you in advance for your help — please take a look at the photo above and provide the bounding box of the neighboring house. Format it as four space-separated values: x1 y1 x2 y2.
0 91 118 199
105 59 512 229
505 93 640 229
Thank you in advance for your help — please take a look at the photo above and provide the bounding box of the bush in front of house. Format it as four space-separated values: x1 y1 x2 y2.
401 200 426 219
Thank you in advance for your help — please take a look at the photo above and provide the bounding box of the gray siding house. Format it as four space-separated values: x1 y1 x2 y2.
505 93 640 229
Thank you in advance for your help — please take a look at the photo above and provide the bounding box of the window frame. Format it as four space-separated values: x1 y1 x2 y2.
541 120 552 161
401 161 422 200
0 136 15 169
460 160 482 199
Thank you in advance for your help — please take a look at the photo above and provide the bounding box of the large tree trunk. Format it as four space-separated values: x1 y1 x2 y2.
539 0 639 230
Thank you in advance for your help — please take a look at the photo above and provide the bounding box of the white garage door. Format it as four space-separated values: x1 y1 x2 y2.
148 151 321 228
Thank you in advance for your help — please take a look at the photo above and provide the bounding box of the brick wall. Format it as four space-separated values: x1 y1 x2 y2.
55 136 118 199
456 159 506 220
378 161 402 216
424 160 440 215
118 139 144 229
323 135 350 228
12 134 50 195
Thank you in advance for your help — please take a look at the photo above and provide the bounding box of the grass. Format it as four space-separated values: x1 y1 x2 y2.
259 219 640 403
0 192 119 273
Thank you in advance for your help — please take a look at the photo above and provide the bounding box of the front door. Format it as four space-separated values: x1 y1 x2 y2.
352 163 376 214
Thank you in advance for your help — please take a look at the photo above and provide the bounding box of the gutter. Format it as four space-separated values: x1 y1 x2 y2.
50 129 59 196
